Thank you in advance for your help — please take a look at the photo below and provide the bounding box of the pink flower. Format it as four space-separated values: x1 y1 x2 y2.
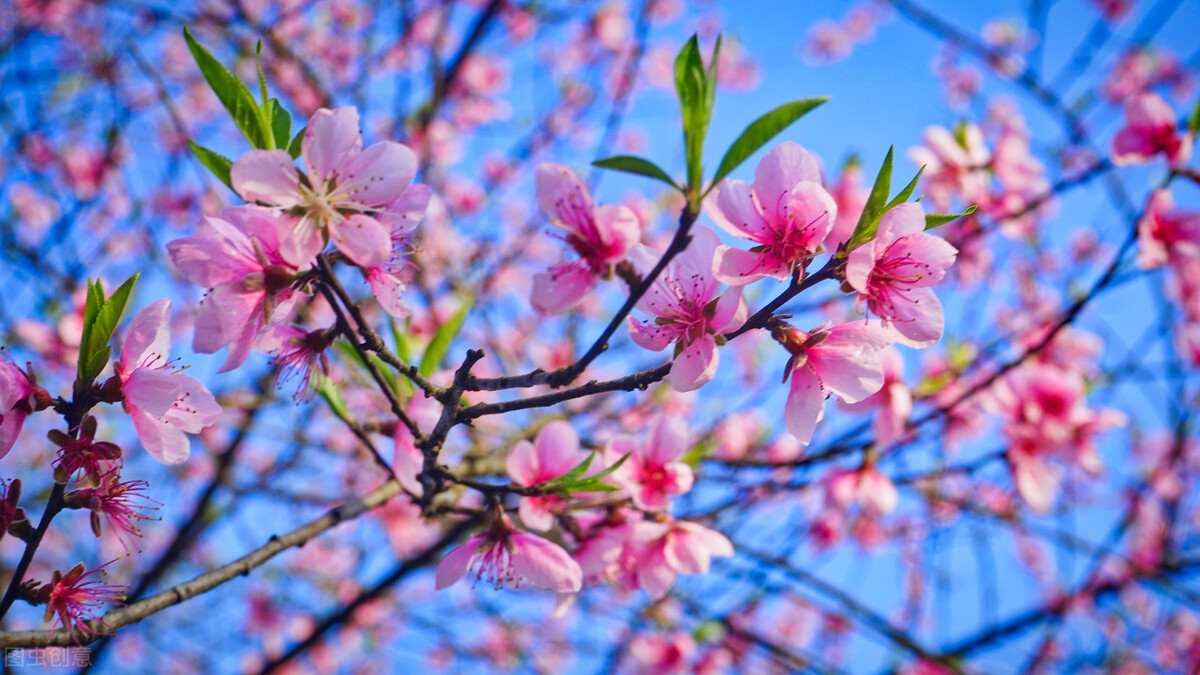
116 300 222 464
631 519 734 600
774 319 894 444
531 163 641 314
50 415 121 483
506 420 587 531
167 206 303 372
846 203 958 347
826 465 899 516
608 417 694 512
1111 93 1194 168
908 124 990 212
365 183 432 318
435 514 583 593
0 359 39 459
841 346 912 448
629 632 697 675
39 562 125 640
706 142 837 284
231 106 419 268
626 226 748 391
1136 189 1200 269
66 469 158 552
988 363 1127 511
255 324 335 400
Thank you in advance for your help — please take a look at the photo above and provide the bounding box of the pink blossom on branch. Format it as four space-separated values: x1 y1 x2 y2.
231 106 419 268
631 519 734 600
506 420 588 531
845 202 958 348
37 562 126 640
435 514 583 593
1111 93 1194 168
530 162 641 314
607 416 695 512
115 300 221 464
0 358 40 459
166 206 304 373
772 319 894 445
706 141 837 284
626 226 748 392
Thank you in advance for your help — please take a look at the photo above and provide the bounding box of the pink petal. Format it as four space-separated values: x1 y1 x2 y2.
857 468 898 516
627 316 674 352
635 545 677 600
784 181 838 249
785 366 826 445
712 286 748 333
368 269 411 318
166 230 255 288
330 214 391 268
535 163 593 225
193 283 262 356
886 286 944 348
122 299 173 372
231 150 302 207
534 420 582 479
1111 127 1155 165
0 410 27 460
336 141 418 208
393 428 424 496
712 245 782 285
130 406 190 464
518 497 556 532
754 142 821 208
876 202 925 244
123 367 181 419
844 241 875 291
435 536 483 590
646 417 689 465
511 533 583 592
663 530 710 575
1011 451 1058 513
593 204 641 261
885 233 958 287
277 214 326 268
706 179 769 240
531 263 596 314
506 440 538 486
669 334 718 392
302 107 364 184
160 373 222 432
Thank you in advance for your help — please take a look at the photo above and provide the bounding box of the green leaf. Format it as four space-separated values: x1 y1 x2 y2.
1189 99 1200 135
183 25 269 149
884 165 925 211
287 126 306 159
317 379 353 424
675 35 711 192
925 205 977 230
708 97 829 191
269 100 291 153
845 147 895 251
680 440 715 468
77 274 139 385
544 452 596 489
77 280 104 385
592 155 680 190
418 295 473 378
188 141 234 190
255 40 268 107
